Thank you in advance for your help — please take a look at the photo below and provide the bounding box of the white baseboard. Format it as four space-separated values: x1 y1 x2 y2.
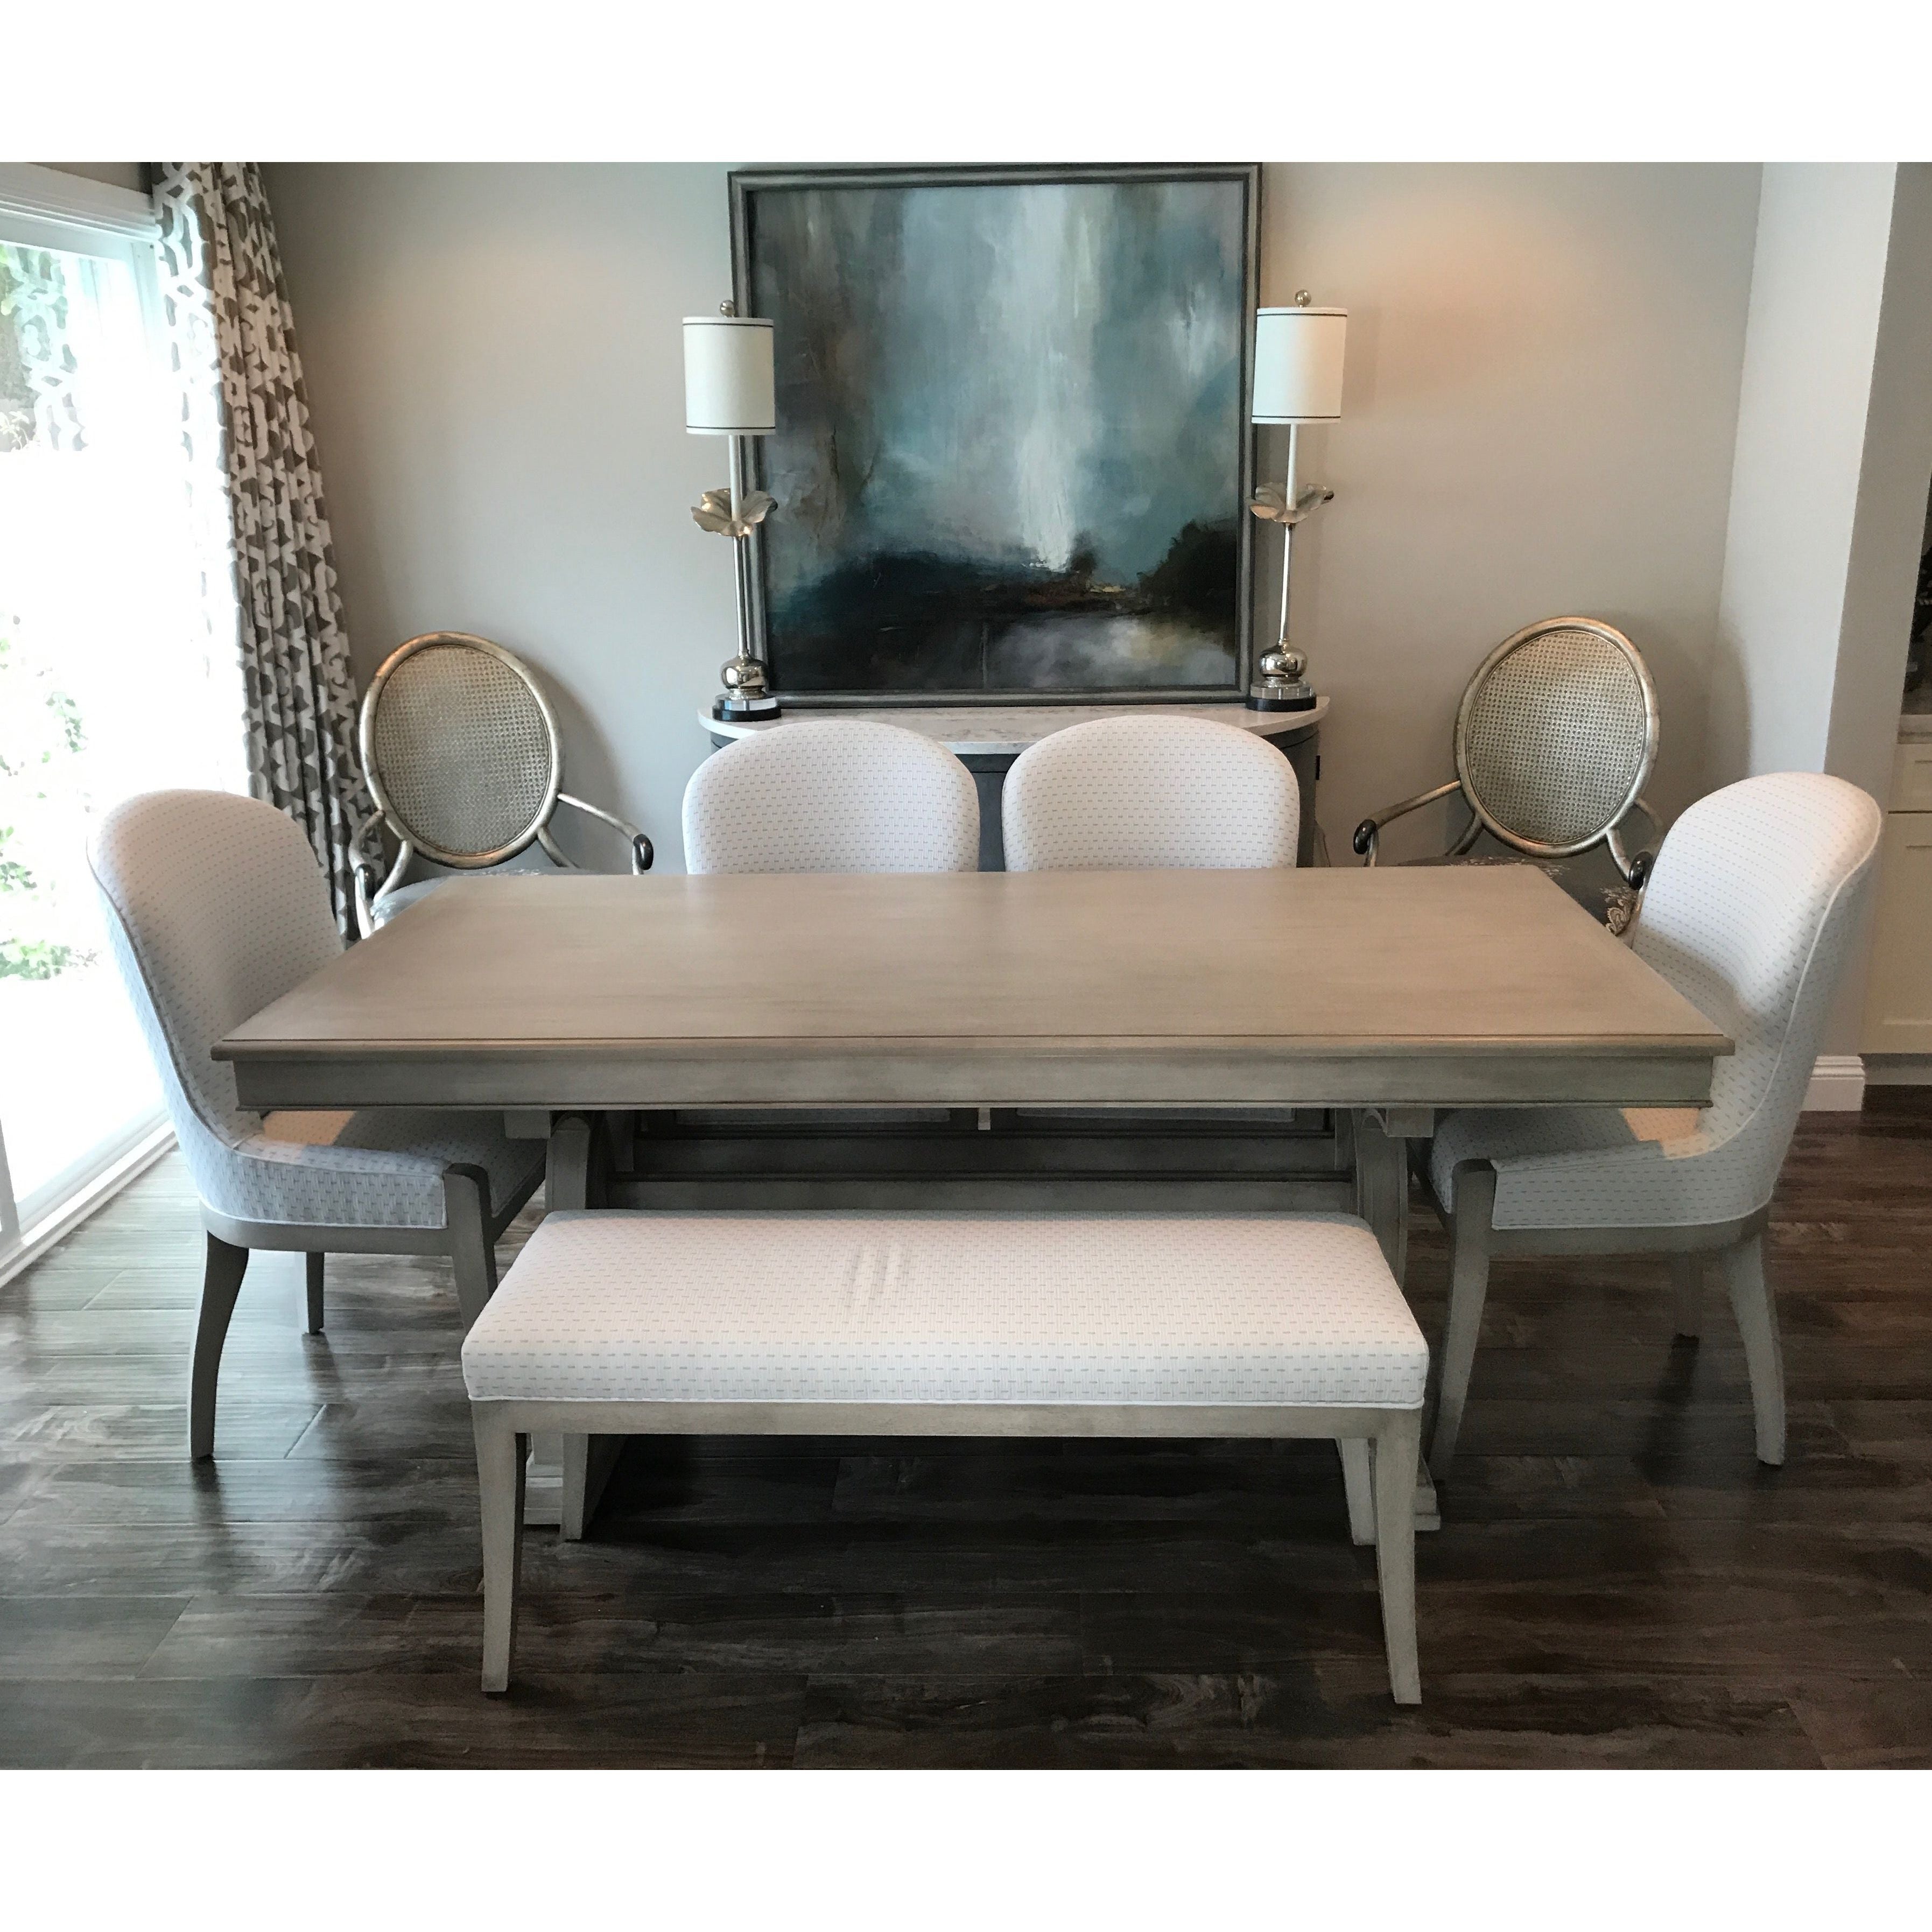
1862 1055 1932 1087
0 1122 178 1292
1803 1054 1866 1112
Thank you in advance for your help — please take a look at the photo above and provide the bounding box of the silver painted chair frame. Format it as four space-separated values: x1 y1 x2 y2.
191 1160 542 1462
1351 616 1662 890
1424 1157 1783 1483
353 631 653 938
475 1398 1423 1704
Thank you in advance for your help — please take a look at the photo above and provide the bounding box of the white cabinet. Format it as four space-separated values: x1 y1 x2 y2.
1860 746 1932 1051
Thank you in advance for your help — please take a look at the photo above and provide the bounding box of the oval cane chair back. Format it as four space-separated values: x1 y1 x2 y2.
1454 617 1657 857
359 633 563 869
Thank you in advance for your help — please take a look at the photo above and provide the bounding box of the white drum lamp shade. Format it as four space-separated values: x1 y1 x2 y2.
1252 306 1348 423
683 316 775 435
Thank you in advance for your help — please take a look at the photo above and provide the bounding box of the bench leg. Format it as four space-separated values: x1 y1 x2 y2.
305 1252 325 1336
1337 1438 1376 1546
474 1406 526 1694
1372 1411 1423 1705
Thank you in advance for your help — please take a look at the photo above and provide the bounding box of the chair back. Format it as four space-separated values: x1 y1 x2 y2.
683 719 979 874
1455 618 1657 855
360 633 562 868
1002 714 1300 873
1631 771 1882 1214
88 790 343 1211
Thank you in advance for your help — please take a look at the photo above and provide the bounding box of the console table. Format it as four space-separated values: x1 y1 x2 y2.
702 698 1329 869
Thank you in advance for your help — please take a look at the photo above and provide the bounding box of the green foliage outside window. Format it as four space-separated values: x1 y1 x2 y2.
0 626 92 981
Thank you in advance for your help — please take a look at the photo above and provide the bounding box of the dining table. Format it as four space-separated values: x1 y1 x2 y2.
216 862 1731 1531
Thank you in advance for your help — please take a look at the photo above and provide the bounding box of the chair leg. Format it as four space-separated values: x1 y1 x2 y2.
1723 1231 1786 1466
1670 1253 1703 1339
1428 1162 1497 1483
190 1234 249 1462
543 1117 600 1533
442 1165 498 1333
305 1252 325 1336
1372 1411 1423 1705
1337 1438 1376 1546
474 1406 527 1694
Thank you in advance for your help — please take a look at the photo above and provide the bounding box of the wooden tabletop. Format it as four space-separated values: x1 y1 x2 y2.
218 868 1729 1112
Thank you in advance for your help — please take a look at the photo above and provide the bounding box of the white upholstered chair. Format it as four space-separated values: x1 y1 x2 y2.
89 790 545 1459
1424 771 1883 1480
1001 714 1300 872
683 718 979 874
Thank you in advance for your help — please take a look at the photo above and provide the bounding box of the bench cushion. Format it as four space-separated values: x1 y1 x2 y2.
461 1211 1427 1410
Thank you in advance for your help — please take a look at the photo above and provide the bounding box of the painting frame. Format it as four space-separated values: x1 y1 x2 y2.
727 163 1262 707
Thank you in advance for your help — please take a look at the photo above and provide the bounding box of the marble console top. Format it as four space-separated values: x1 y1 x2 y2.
702 695 1329 758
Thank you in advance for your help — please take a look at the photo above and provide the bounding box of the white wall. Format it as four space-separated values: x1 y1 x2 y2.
1826 165 1932 809
1707 166 1900 785
1705 164 1932 1056
266 163 1763 868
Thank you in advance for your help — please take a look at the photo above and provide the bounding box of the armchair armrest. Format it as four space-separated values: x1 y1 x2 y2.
555 793 654 874
1605 795 1660 889
1351 780 1463 866
349 817 390 940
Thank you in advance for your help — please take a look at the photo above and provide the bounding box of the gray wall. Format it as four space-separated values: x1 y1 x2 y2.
265 164 736 868
266 163 1764 868
1256 164 1759 856
40 163 147 194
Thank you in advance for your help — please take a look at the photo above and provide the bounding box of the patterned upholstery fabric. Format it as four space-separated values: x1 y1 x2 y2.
1430 772 1882 1230
462 1210 1427 1409
89 790 540 1231
684 720 979 875
1002 715 1299 872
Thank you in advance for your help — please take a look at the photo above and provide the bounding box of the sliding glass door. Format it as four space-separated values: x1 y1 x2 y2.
0 180 241 1255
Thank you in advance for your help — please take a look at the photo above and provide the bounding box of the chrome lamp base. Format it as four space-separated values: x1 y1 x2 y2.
712 692 781 721
1246 640 1317 713
1246 680 1318 713
712 648 781 722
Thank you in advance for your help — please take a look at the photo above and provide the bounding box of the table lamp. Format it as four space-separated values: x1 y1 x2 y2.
1247 292 1347 712
685 303 781 720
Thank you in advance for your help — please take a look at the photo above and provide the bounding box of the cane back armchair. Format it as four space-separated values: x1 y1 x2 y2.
355 631 652 936
1352 617 1660 929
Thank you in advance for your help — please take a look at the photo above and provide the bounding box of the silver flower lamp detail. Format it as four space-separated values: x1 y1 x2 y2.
685 303 781 721
1247 292 1347 713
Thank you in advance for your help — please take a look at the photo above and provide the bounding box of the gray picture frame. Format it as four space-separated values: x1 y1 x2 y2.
728 163 1261 707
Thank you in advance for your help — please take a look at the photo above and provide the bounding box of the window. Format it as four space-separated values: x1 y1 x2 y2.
0 167 242 1266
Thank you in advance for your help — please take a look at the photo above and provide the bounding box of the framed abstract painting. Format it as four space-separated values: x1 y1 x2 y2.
729 165 1260 703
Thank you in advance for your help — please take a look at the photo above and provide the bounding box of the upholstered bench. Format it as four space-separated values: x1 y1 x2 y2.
461 1210 1430 1701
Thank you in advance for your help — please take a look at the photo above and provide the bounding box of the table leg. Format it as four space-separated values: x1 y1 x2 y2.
1352 1112 1409 1284
1349 1107 1441 1533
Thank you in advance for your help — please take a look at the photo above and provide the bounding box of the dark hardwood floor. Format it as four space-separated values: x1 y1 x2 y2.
4 1097 1931 1767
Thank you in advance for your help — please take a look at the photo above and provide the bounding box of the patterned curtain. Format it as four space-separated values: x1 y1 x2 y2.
152 163 373 935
